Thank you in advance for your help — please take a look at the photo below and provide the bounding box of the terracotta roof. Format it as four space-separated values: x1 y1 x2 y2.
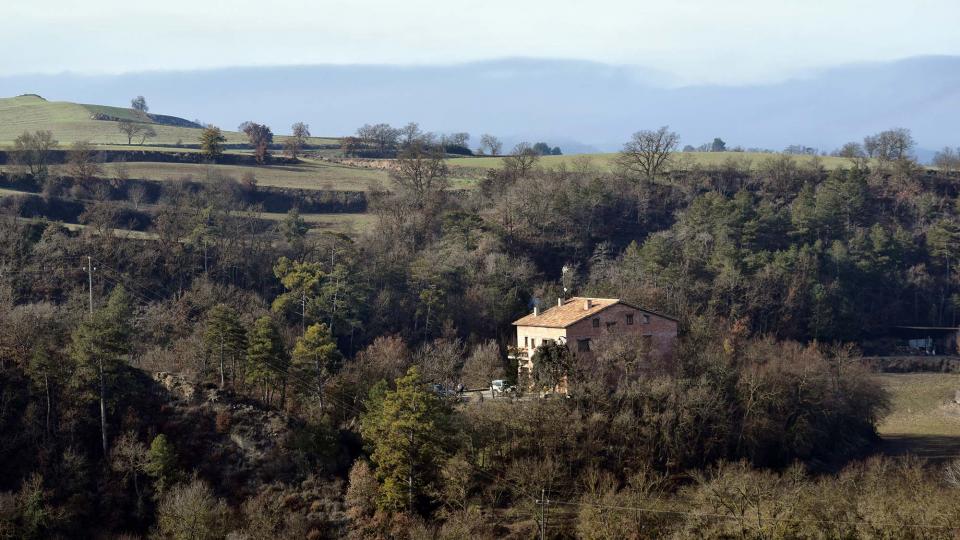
513 297 680 328
513 297 622 328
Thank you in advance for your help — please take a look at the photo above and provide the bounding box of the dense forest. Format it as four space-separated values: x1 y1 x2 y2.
2 127 960 538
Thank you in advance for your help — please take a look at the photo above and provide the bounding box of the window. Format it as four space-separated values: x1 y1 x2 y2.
524 336 529 347
626 314 634 325
592 318 600 328
577 338 591 352
642 314 650 324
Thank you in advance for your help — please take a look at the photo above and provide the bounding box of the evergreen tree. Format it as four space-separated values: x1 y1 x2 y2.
319 262 364 336
291 322 342 408
203 304 247 389
360 366 451 513
790 183 818 241
272 257 324 330
531 341 575 392
145 434 178 495
280 208 309 257
68 286 133 457
272 256 365 338
246 316 288 406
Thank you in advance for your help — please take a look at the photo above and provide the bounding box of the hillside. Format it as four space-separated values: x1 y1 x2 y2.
3 56 957 156
0 94 339 147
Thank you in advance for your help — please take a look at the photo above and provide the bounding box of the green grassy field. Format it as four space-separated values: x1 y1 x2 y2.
0 95 338 147
259 211 376 234
97 159 390 191
93 159 482 191
448 151 860 172
876 372 960 460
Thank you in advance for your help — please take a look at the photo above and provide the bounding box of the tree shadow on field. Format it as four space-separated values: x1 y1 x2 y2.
879 435 960 462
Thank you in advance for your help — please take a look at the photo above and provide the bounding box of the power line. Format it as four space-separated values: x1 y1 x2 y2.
94 263 170 305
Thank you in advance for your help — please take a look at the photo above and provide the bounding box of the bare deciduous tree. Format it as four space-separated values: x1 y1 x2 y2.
118 120 139 145
391 139 450 208
836 142 865 159
933 147 960 174
131 95 148 114
501 142 539 178
11 130 58 178
479 134 502 156
400 122 424 148
356 123 400 156
284 122 311 159
138 125 157 145
156 479 229 539
239 122 274 164
67 141 103 181
616 126 680 181
864 128 914 162
443 132 470 149
128 183 147 210
835 141 870 169
414 337 465 387
461 340 505 388
118 120 156 146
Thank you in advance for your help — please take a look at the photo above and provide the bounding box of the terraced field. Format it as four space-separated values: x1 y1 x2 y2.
448 151 860 172
98 159 390 191
259 211 376 234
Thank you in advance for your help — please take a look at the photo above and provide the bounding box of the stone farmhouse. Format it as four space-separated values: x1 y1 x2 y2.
511 297 679 385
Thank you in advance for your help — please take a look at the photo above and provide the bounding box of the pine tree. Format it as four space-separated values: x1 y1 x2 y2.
272 256 366 338
271 257 325 331
360 366 451 513
145 434 178 496
291 322 341 408
246 316 288 406
281 208 309 257
69 286 133 457
203 304 247 389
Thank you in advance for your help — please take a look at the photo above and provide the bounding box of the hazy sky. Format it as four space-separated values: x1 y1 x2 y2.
4 0 959 84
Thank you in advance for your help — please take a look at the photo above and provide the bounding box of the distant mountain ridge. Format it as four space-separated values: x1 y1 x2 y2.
1 56 957 158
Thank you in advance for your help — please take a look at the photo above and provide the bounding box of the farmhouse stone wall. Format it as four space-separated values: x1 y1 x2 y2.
566 304 677 361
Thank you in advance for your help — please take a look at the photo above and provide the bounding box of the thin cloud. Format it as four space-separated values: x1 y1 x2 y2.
2 0 959 84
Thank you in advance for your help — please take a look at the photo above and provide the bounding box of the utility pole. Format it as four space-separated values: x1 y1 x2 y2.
84 256 108 457
537 488 550 540
86 256 94 314
301 292 306 334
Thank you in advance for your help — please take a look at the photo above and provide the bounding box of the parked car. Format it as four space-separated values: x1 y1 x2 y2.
490 379 516 397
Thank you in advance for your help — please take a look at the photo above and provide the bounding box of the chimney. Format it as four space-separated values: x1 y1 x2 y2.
584 299 593 310
558 298 563 307
533 305 540 316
